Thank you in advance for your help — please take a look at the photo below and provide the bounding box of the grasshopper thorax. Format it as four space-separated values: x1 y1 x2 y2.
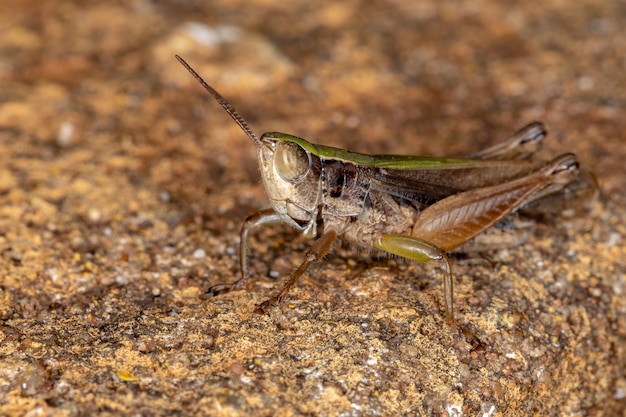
258 133 322 238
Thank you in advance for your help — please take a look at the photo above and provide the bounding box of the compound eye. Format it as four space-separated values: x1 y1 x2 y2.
274 141 311 184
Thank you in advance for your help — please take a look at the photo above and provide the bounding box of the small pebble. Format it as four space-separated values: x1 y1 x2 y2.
193 248 206 259
87 208 102 223
183 22 241 47
269 270 280 279
159 191 171 203
57 121 75 147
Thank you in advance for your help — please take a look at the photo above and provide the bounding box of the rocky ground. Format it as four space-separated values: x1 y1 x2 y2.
0 1 625 416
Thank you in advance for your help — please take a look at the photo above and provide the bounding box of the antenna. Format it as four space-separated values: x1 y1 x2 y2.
175 55 262 147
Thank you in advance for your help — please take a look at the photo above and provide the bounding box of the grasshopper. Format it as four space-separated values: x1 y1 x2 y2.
176 55 596 325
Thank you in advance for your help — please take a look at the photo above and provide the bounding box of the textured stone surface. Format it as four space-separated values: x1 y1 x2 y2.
0 1 624 415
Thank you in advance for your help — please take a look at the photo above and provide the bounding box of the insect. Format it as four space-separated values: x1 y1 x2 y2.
176 55 596 325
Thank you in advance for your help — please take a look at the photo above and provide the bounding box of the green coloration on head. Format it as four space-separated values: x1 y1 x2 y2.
263 132 488 170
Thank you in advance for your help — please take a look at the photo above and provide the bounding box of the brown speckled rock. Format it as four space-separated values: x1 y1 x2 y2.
1 1 624 415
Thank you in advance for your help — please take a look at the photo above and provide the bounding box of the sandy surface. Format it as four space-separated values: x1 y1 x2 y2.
1 1 625 416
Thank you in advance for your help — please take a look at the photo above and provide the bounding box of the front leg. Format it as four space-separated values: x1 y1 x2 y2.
255 230 338 314
374 234 454 325
204 209 283 297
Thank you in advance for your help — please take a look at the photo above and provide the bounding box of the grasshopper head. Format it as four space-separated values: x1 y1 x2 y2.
175 56 322 237
258 133 322 238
